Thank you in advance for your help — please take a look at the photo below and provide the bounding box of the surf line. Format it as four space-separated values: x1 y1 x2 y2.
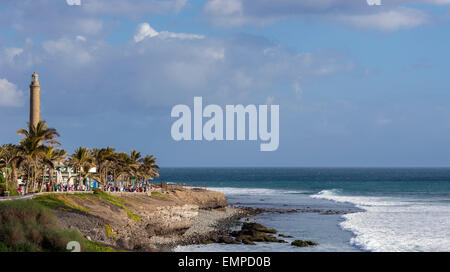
171 96 279 151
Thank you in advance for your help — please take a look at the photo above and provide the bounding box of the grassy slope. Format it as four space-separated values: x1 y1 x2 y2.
0 197 115 252
90 190 141 222
150 191 170 200
0 190 173 252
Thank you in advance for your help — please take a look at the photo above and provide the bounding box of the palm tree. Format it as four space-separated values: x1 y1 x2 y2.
102 147 116 186
139 155 160 184
0 144 21 193
129 150 142 163
91 147 115 186
10 120 160 194
42 147 67 191
17 120 60 147
16 136 47 193
16 120 61 193
114 152 131 188
67 147 93 188
128 150 143 187
112 151 141 189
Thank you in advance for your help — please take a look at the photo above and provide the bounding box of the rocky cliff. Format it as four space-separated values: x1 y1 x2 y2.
52 187 229 251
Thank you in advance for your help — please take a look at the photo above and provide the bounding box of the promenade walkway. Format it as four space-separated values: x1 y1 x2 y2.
0 191 93 202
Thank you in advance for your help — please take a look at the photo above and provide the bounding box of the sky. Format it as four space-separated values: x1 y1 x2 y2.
1 0 450 167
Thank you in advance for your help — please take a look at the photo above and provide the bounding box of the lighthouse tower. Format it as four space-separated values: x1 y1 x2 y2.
29 72 40 129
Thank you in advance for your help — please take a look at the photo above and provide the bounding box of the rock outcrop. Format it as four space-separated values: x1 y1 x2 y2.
55 187 229 251
169 188 228 209
291 240 319 247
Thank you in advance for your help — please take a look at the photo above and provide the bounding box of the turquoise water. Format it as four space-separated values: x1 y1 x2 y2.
156 168 450 252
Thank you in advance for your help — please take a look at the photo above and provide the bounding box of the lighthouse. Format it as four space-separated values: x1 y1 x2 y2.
29 72 40 129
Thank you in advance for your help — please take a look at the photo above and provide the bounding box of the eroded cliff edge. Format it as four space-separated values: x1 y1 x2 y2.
51 187 237 251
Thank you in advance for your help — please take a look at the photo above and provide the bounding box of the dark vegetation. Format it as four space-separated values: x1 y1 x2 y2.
0 199 114 252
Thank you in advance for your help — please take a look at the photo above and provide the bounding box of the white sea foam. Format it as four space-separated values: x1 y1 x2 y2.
312 189 450 252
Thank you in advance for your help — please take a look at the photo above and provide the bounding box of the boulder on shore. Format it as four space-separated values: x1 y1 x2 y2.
291 240 318 247
230 222 286 244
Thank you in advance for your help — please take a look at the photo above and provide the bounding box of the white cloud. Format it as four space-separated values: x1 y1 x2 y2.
206 0 242 15
203 0 441 30
0 26 356 109
128 36 354 105
0 79 24 107
367 0 382 6
1 44 39 69
134 23 204 43
82 0 187 17
75 19 103 35
204 47 225 61
42 37 95 64
422 0 450 4
158 31 205 40
76 35 87 42
172 0 188 13
67 0 82 6
134 23 159 42
339 8 428 30
0 2 103 39
4 48 24 63
204 0 246 27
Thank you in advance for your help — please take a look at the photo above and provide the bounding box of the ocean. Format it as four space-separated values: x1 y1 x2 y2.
154 168 450 252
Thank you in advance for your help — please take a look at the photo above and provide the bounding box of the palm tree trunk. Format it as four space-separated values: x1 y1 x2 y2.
12 167 17 192
105 167 108 187
79 167 81 189
4 169 8 193
32 164 36 193
33 162 38 193
49 168 54 192
26 165 30 194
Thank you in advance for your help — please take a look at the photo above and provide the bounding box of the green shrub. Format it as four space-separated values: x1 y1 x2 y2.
0 174 20 196
0 175 5 195
7 189 19 196
34 194 90 213
0 200 114 252
105 224 116 238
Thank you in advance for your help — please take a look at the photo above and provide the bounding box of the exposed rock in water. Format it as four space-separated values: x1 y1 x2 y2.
228 222 286 245
242 239 256 245
194 221 289 246
291 240 318 247
240 223 277 234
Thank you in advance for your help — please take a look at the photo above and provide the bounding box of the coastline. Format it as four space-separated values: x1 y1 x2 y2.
0 184 355 252
0 185 250 252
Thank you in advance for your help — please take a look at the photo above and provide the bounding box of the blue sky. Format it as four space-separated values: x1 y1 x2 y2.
1 0 450 167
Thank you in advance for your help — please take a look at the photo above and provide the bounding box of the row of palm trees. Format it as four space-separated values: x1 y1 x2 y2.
0 120 159 194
